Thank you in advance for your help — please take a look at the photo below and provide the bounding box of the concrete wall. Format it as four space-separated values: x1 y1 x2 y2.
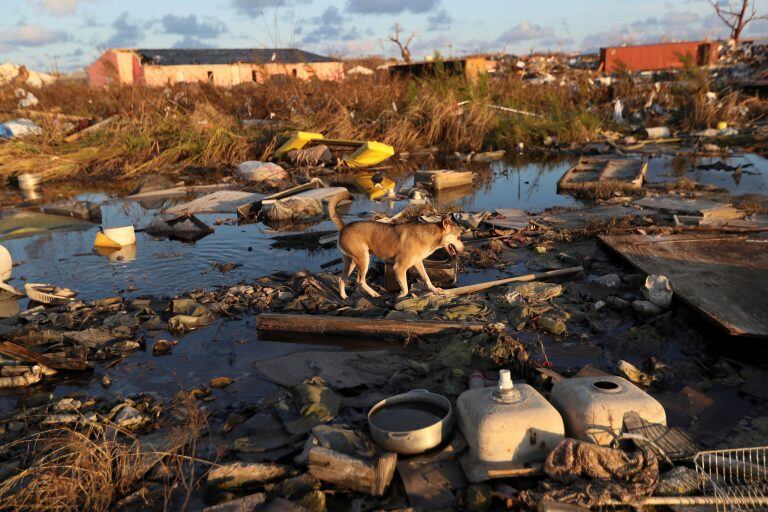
87 50 143 87
89 49 344 87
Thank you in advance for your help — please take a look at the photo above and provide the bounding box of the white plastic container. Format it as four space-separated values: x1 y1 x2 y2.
549 375 666 446
102 226 136 246
17 173 41 191
0 245 11 283
457 370 565 482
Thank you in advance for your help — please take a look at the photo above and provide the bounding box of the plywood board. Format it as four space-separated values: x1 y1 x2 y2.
599 234 768 338
164 190 263 214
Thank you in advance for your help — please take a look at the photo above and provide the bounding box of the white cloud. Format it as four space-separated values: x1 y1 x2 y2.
36 0 78 16
0 24 69 47
497 21 554 44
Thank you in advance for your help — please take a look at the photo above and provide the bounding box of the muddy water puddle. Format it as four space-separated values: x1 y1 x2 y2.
0 154 766 413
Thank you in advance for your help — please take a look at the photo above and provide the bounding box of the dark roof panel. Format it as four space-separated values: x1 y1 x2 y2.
134 48 338 66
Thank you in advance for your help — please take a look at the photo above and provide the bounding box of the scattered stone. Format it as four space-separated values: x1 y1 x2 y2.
632 300 661 317
211 376 234 388
114 406 148 430
152 339 174 356
466 483 493 511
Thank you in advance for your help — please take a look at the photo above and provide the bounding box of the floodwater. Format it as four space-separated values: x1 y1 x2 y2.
0 153 765 413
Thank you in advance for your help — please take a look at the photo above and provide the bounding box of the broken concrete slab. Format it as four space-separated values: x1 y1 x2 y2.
164 190 264 215
252 350 398 389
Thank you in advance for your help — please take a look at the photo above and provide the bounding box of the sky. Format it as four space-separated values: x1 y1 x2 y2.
2 0 767 72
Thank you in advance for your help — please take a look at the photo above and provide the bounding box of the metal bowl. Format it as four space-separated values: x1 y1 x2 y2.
368 389 454 455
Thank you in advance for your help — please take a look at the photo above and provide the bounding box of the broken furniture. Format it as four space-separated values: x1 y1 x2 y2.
600 233 768 338
457 370 565 482
383 248 457 292
368 390 454 455
549 376 666 446
414 170 475 191
557 157 647 192
273 131 394 168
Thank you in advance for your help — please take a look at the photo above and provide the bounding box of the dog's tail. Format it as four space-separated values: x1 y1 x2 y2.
327 192 347 231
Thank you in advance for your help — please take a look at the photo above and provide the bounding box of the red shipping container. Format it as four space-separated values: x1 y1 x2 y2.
600 41 717 73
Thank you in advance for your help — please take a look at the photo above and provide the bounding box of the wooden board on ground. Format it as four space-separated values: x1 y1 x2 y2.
599 233 768 338
633 196 743 219
414 170 474 191
536 205 644 230
557 157 647 191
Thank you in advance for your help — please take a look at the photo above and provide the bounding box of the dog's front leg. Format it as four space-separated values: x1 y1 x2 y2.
414 260 447 295
393 262 410 298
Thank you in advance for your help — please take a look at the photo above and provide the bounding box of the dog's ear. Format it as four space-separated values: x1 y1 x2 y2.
441 215 453 231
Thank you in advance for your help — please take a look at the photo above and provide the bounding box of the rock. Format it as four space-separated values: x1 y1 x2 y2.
655 466 701 496
605 296 630 310
237 161 289 186
465 483 493 511
207 462 290 491
632 300 661 317
618 360 654 387
152 339 174 356
595 273 621 289
114 406 147 430
54 398 82 412
101 374 112 387
211 376 234 388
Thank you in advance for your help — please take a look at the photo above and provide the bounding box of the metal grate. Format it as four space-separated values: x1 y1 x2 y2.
695 447 768 511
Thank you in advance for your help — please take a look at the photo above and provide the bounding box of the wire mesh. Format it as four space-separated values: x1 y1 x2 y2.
695 446 768 511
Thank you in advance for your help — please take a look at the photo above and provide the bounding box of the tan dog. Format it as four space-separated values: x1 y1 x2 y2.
328 194 464 299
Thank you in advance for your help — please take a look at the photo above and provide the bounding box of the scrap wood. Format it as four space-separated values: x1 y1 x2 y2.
599 234 768 338
63 114 119 143
308 446 397 496
256 314 485 339
0 341 91 371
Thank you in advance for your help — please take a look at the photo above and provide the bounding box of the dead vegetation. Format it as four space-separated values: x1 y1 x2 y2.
1 61 767 183
0 394 209 512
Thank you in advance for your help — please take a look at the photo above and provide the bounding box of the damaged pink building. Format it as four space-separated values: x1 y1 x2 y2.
87 48 344 87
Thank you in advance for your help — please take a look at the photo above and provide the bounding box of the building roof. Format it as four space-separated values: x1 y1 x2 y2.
132 48 339 66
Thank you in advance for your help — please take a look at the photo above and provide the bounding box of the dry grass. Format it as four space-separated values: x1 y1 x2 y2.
0 395 209 512
1 60 765 183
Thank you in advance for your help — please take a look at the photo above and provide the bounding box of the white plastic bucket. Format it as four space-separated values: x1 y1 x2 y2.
18 173 41 190
102 226 136 246
0 245 11 283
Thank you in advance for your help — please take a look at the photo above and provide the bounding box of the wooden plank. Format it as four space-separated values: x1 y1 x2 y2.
599 234 768 338
256 314 484 339
558 157 646 191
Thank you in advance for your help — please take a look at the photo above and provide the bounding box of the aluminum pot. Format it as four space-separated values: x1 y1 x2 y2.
368 389 454 455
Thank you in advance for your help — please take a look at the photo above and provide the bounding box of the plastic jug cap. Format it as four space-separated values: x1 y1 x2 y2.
498 369 513 391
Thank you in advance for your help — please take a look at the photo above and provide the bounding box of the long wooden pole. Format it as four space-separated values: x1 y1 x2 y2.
448 266 583 297
256 314 485 339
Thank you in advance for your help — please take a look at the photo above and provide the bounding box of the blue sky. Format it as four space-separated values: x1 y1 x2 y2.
2 0 766 72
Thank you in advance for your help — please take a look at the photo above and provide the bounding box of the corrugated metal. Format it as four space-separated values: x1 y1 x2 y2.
600 41 717 73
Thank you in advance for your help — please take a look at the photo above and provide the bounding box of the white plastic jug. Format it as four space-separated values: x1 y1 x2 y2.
0 244 11 283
